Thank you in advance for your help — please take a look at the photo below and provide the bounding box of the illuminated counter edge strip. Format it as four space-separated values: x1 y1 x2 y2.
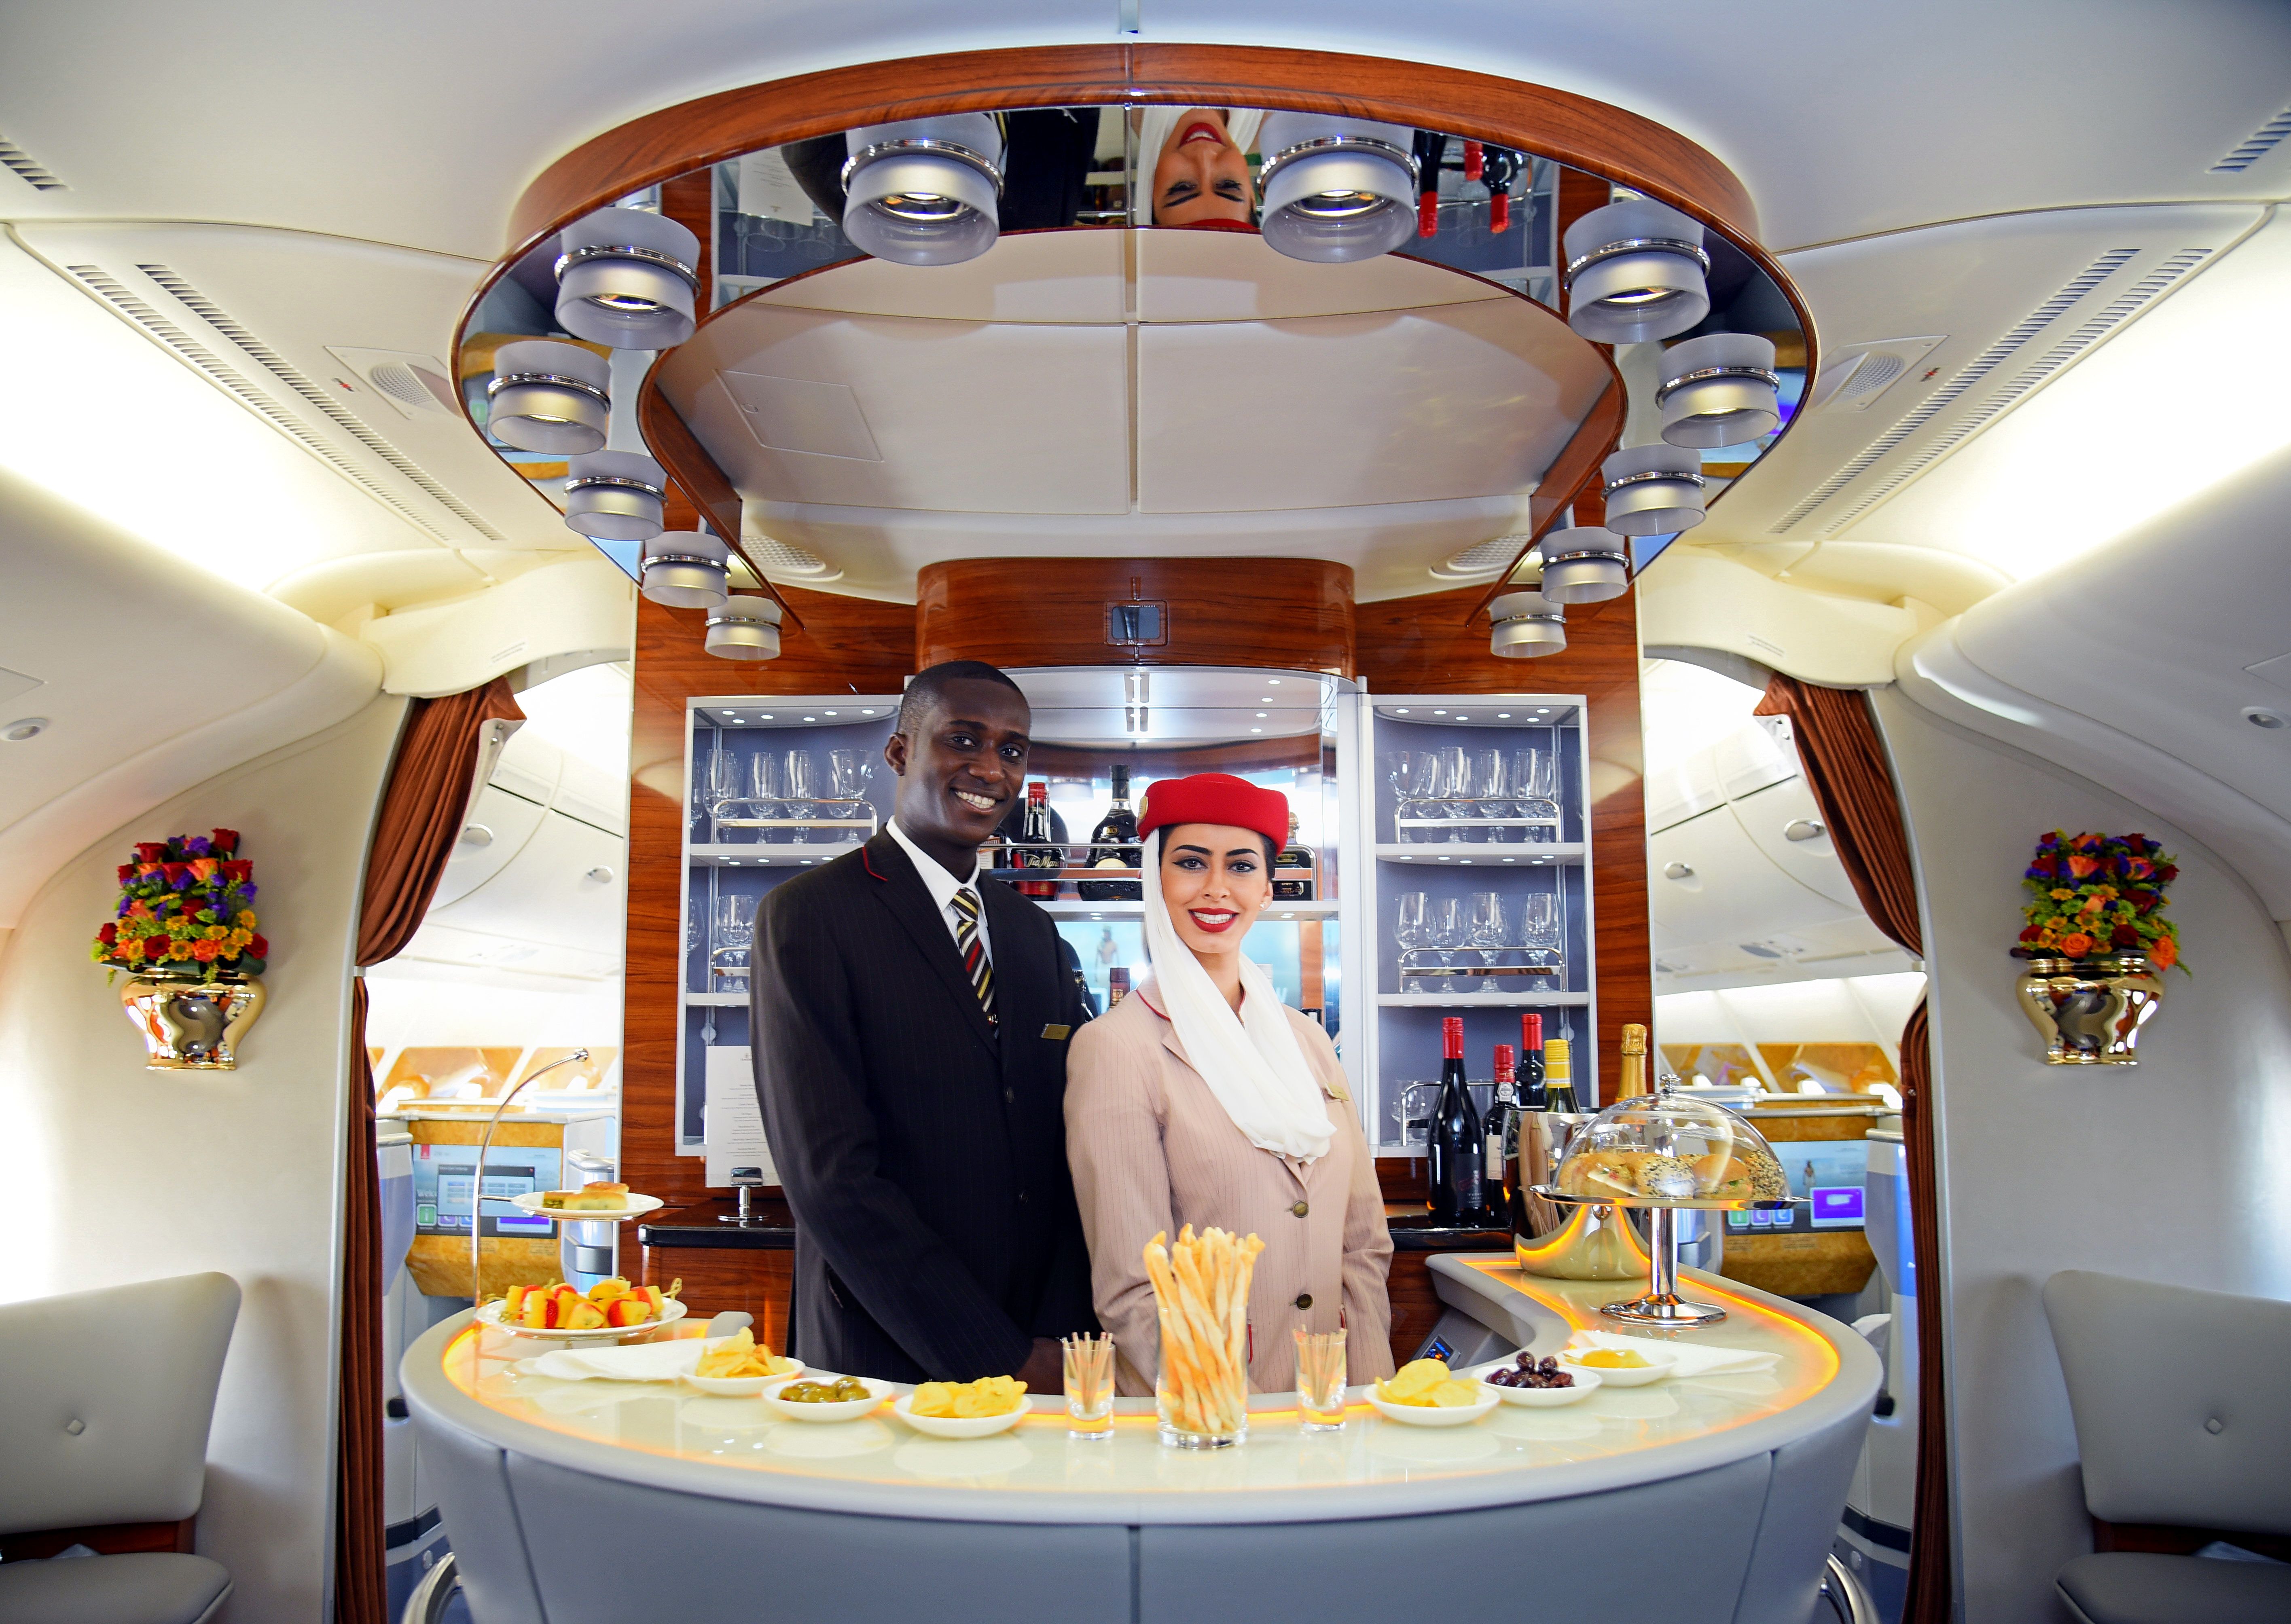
400 1264 1878 1528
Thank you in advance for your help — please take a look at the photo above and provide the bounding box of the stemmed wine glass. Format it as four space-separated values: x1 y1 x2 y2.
1393 890 1431 992
1428 895 1463 980
1511 747 1559 842
1517 890 1563 979
706 748 746 844
1473 748 1510 842
712 892 756 993
783 750 820 844
1467 890 1509 991
1434 746 1472 843
747 751 785 844
828 749 875 842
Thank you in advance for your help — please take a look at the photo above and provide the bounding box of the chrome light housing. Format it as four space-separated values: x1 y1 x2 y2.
1600 443 1707 537
487 340 610 455
1256 112 1421 264
1489 583 1567 658
1563 198 1711 344
841 115 1004 267
563 450 667 543
553 207 701 349
705 594 783 660
640 529 730 609
1538 527 1632 605
1658 332 1782 448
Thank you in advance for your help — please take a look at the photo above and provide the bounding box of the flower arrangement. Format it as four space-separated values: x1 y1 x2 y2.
2016 830 2183 973
91 829 269 983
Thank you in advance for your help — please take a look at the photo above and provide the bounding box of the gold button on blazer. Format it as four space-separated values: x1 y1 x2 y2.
1064 988 1395 1396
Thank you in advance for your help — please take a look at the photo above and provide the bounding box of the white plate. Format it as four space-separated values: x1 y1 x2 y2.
760 1374 894 1422
684 1360 803 1396
1366 1383 1501 1427
508 1192 665 1222
477 1298 687 1341
891 1391 1031 1438
1556 1346 1675 1386
1467 1358 1603 1406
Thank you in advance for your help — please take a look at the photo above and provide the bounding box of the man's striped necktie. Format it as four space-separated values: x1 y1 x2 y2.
950 887 995 1023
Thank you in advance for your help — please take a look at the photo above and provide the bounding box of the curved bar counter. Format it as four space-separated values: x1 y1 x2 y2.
404 1260 1879 1623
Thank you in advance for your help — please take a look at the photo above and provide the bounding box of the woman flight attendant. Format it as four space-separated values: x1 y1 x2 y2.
1066 773 1393 1395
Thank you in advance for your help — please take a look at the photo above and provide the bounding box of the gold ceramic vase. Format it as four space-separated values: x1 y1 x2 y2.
2015 954 2163 1065
120 973 267 1070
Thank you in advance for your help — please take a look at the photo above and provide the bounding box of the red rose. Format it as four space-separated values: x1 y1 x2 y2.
2018 924 2043 941
116 863 136 883
98 922 118 945
248 934 269 958
134 842 168 862
2155 863 2179 883
143 935 170 957
2111 924 2139 947
222 860 252 882
210 829 239 852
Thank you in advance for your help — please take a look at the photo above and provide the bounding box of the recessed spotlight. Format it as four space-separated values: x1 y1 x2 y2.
1266 679 1281 685
1497 713 1511 719
1456 715 1470 721
1251 728 1263 734
1502 857 1516 863
1395 708 1410 715
862 709 877 715
2244 706 2289 730
824 710 838 716
1256 712 1268 718
760 714 774 720
1435 710 1448 716
842 114 1006 266
553 206 701 349
11 717 56 741
1256 112 1420 264
803 716 817 722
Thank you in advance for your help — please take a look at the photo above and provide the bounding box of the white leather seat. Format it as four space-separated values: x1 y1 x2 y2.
0 1553 232 1624
2045 1272 2291 1624
0 1273 240 1624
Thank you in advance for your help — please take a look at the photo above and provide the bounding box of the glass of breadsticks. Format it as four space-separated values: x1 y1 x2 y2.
1144 1224 1264 1449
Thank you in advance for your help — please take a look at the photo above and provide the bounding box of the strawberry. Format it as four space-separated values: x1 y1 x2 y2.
604 1297 652 1327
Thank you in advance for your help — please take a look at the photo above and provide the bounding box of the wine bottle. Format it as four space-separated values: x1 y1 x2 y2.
1078 765 1141 901
1543 1035 1579 1114
1484 1043 1518 1229
1273 812 1315 900
1616 1022 1650 1097
1016 780 1059 900
1518 1012 1546 1110
1427 1016 1482 1223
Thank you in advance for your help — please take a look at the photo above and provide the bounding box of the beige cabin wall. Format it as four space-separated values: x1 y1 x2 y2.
0 694 405 1622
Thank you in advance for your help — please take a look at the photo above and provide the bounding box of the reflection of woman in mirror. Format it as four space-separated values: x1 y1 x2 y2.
1137 108 1264 227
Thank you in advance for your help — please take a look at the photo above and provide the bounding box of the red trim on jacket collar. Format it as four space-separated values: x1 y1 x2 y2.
862 844 887 882
1134 985 1166 1019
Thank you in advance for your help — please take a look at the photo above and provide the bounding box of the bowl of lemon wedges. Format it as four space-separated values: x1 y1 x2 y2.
1367 1358 1501 1427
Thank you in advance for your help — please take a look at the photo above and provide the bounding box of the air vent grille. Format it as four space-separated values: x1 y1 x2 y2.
67 264 449 541
134 265 503 541
2213 106 2291 173
0 136 65 191
1433 535 1529 577
747 535 835 576
1771 250 2139 534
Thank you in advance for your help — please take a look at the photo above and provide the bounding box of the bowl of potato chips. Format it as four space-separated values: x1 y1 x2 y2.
892 1375 1033 1438
1366 1358 1501 1427
682 1329 802 1395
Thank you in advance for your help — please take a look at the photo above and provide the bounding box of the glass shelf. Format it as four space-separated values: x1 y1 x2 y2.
1376 991 1592 1008
1376 843 1585 866
1037 899 1337 919
688 844 866 866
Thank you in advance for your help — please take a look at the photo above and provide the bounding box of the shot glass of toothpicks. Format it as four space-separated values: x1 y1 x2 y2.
1143 1224 1265 1448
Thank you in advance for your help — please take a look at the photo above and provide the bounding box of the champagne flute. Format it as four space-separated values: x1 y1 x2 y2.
1518 890 1563 979
1467 890 1508 991
783 749 820 844
1393 890 1431 993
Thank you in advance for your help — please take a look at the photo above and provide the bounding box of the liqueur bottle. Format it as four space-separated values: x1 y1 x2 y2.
1016 780 1061 900
1427 1016 1483 1224
1484 1043 1518 1229
1518 1013 1547 1110
1273 812 1315 900
1078 765 1141 901
1107 966 1131 1007
1543 1035 1580 1115
1616 1022 1651 1098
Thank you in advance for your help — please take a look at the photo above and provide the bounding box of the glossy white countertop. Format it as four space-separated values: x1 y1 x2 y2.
402 1258 1880 1525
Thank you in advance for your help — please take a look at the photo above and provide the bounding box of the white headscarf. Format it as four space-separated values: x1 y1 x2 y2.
1135 107 1266 226
1139 827 1334 1162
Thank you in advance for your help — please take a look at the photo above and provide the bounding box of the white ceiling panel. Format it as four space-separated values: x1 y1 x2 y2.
759 228 1129 322
1135 230 1510 322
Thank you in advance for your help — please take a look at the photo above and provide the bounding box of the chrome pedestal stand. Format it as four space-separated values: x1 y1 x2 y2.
1530 1188 1804 1328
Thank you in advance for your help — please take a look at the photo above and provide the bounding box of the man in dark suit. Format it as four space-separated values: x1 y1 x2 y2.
750 660 1094 1390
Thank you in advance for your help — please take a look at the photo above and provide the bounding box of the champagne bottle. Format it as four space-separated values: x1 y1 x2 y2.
1078 765 1141 901
1518 1012 1546 1110
1485 1043 1518 1229
1273 812 1315 900
1543 1036 1579 1115
1616 1022 1650 1097
1016 780 1059 900
1427 1016 1483 1223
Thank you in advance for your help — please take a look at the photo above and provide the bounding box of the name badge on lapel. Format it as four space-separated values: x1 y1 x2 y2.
1040 1023 1072 1040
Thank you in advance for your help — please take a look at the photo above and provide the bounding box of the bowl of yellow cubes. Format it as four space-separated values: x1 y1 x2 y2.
1366 1358 1502 1427
893 1375 1034 1438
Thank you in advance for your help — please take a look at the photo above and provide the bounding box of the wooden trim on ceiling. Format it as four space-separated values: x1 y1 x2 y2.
1465 373 1626 626
633 385 802 629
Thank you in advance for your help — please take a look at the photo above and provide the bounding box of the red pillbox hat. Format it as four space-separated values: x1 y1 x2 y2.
1137 773 1289 850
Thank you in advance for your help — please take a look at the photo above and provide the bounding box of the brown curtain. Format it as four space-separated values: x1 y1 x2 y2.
337 678 524 1624
1753 675 1949 1624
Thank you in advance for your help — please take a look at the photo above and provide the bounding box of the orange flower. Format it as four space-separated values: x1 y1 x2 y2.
166 940 194 961
191 939 221 962
2152 936 2179 970
2060 933 2094 957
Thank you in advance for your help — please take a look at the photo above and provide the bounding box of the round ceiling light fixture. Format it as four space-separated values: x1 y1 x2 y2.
705 594 784 661
639 529 730 609
1256 112 1421 264
842 115 1005 267
2 717 49 742
2243 706 2289 730
1658 332 1783 448
1562 198 1711 343
563 449 667 543
486 339 610 455
1600 443 1707 537
553 206 701 349
1538 526 1631 605
1489 580 1567 658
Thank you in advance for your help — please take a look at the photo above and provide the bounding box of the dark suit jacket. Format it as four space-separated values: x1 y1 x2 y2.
749 831 1096 1382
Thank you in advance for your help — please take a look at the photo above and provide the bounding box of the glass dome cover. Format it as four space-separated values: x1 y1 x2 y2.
1552 1087 1790 1207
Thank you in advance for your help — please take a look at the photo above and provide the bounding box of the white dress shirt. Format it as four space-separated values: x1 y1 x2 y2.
885 816 992 963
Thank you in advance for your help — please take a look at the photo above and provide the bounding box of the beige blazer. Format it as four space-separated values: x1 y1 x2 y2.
1065 987 1395 1396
